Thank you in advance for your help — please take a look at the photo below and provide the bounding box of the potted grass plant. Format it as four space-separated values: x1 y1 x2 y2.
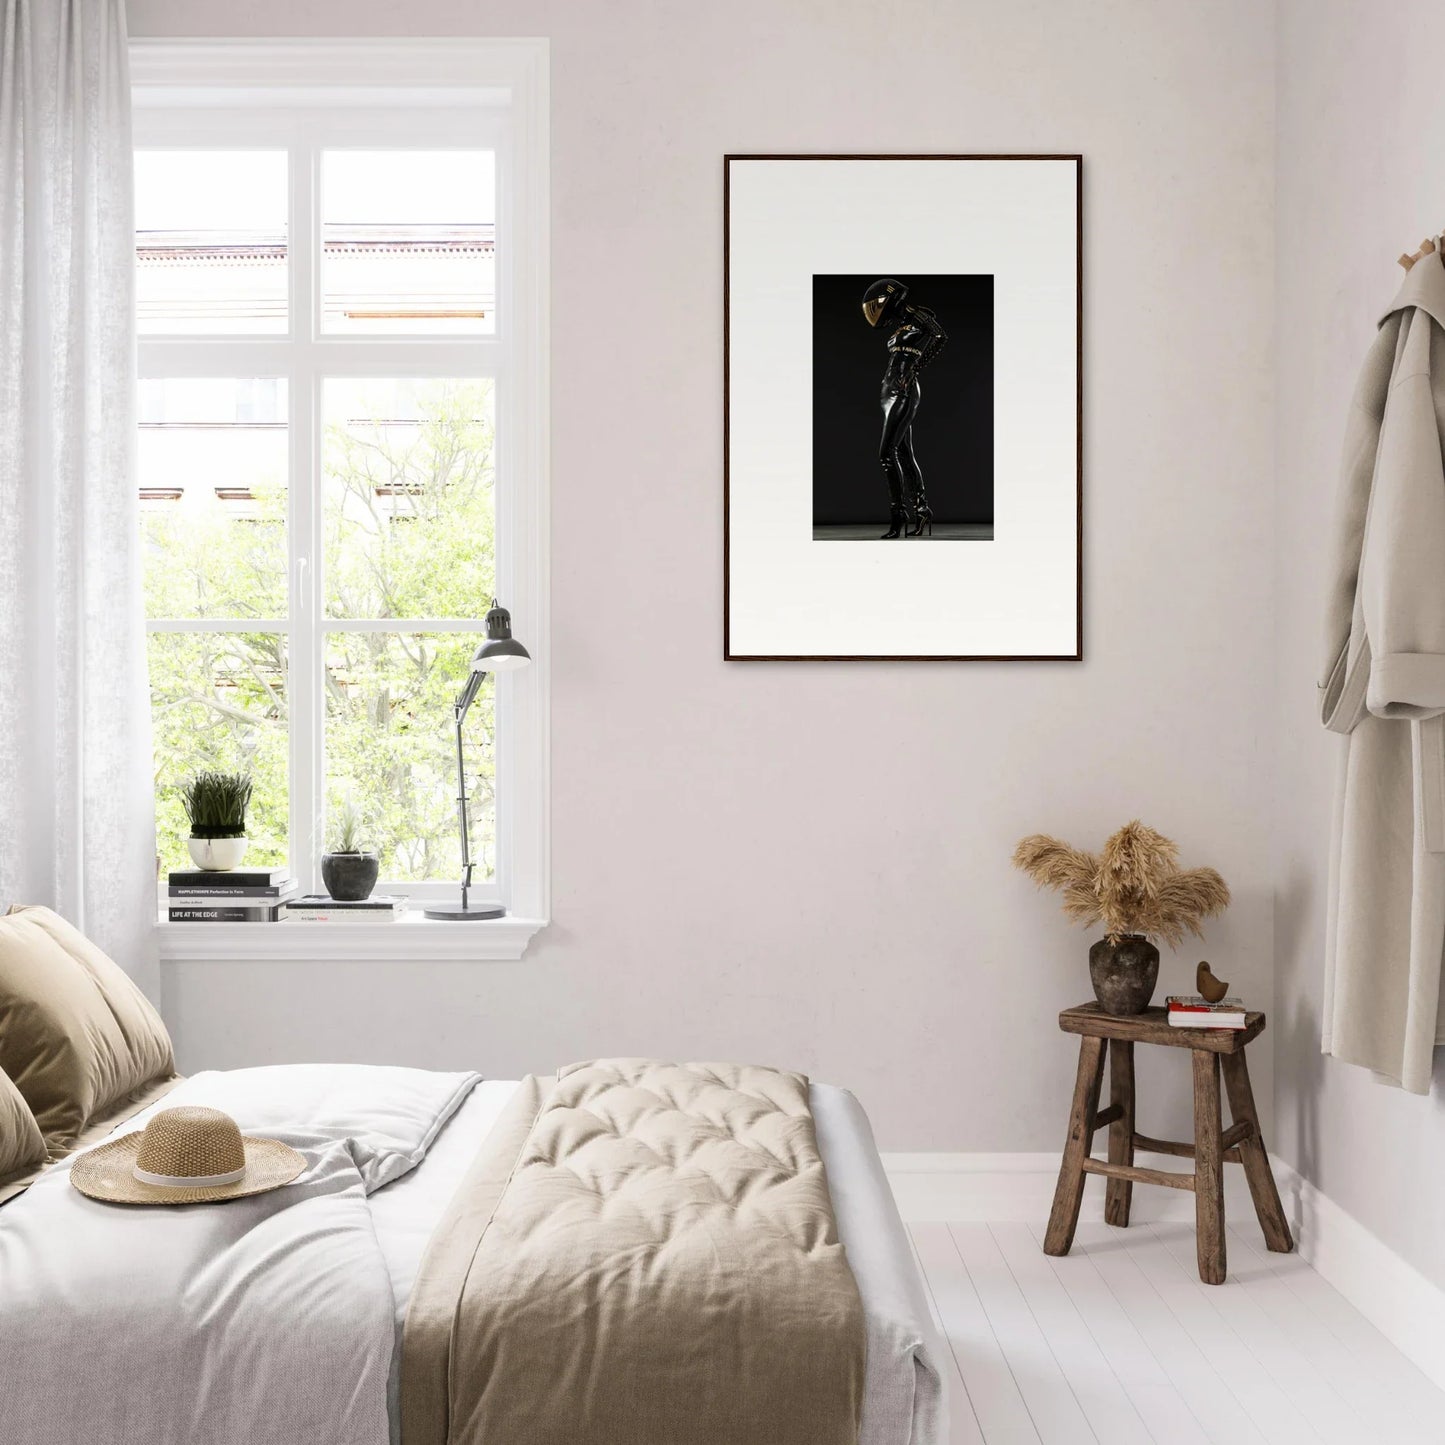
1012 820 1230 1015
320 797 380 902
181 771 254 872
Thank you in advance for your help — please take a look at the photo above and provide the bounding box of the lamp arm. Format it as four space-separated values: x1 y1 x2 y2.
455 668 485 720
452 670 488 911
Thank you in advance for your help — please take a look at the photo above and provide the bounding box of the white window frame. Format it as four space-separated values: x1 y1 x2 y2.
134 41 549 961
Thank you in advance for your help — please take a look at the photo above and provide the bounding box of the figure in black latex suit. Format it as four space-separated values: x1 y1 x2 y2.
861 278 947 537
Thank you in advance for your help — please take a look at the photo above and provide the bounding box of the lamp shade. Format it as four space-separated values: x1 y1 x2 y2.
471 599 531 674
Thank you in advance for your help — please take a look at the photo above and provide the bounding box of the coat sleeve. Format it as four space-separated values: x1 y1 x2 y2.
1361 314 1445 720
1319 322 1396 732
912 307 947 372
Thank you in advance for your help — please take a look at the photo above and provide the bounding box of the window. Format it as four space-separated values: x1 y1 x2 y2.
132 42 549 956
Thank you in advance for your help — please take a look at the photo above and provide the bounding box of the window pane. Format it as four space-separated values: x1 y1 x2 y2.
323 378 494 619
321 151 495 334
139 379 288 620
149 632 289 873
135 151 287 334
324 633 492 883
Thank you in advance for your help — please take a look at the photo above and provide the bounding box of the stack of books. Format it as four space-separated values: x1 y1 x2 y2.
1166 994 1249 1030
167 867 297 922
282 894 408 924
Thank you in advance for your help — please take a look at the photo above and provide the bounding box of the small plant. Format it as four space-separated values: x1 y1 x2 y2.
328 796 370 855
181 771 253 839
1012 819 1230 947
321 793 380 901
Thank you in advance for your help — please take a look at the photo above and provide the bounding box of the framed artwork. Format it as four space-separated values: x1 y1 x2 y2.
724 155 1081 661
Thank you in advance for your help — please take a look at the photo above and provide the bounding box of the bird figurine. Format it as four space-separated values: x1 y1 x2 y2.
1196 961 1229 1003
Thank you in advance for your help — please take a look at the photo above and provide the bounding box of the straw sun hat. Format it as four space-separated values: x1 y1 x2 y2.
70 1105 306 1205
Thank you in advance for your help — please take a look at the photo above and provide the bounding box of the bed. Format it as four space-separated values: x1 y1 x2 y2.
0 1062 946 1445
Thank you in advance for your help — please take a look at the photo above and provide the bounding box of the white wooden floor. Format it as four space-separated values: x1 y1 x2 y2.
909 1219 1445 1444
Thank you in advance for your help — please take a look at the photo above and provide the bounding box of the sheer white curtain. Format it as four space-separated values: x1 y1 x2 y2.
0 0 157 994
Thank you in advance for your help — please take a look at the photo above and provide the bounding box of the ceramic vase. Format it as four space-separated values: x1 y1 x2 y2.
1088 934 1160 1015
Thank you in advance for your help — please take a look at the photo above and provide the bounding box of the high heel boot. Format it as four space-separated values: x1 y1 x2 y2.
907 500 934 537
881 505 910 539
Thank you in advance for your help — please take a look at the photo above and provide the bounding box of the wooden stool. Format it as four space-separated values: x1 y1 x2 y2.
1043 1002 1292 1284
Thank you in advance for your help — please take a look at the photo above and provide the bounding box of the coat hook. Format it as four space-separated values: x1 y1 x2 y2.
1401 236 1440 272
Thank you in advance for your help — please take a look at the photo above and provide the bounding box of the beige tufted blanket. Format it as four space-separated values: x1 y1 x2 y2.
400 1059 866 1445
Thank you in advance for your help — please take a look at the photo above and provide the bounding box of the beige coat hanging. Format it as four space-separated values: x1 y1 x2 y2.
1320 247 1445 1093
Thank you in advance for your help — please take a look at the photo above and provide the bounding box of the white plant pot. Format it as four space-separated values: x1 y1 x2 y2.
187 836 249 871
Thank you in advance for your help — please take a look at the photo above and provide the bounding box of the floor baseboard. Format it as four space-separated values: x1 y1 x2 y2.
1270 1157 1445 1395
882 1151 1445 1395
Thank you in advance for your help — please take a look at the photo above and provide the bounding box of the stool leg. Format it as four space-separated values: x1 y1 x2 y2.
1044 1035 1106 1257
1192 1048 1227 1285
1104 1040 1135 1227
1221 1050 1294 1254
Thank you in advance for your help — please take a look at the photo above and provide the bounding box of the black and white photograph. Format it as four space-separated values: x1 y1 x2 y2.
811 272 994 542
725 154 1080 660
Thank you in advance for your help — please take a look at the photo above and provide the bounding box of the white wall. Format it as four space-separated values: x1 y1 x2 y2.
1274 0 1445 1293
128 0 1277 1153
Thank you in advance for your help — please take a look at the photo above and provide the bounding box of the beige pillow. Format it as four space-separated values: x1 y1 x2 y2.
0 906 175 1149
0 1064 45 1184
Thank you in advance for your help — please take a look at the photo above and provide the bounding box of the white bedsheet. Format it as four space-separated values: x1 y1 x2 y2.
368 1080 946 1445
0 1065 479 1445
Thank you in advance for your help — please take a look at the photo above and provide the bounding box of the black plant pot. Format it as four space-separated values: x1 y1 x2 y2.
320 851 379 902
1088 934 1160 1016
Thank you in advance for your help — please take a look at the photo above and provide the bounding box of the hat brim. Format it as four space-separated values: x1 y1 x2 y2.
70 1133 307 1205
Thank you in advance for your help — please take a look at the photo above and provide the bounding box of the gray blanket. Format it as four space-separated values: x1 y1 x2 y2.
401 1060 869 1445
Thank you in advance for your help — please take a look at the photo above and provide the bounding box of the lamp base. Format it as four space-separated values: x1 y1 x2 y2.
423 902 506 921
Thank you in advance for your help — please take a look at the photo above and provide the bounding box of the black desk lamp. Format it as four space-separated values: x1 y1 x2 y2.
424 600 530 920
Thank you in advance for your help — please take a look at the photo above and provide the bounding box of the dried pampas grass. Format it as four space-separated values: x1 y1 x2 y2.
1012 820 1229 947
1010 835 1101 927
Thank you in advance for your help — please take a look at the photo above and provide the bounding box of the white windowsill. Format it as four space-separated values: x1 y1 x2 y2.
156 913 547 962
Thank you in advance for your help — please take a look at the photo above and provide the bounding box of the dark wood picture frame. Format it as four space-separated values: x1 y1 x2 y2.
723 154 1083 662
